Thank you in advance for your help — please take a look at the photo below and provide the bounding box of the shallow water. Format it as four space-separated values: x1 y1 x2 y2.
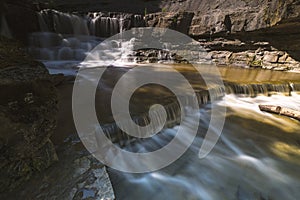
26 29 300 199
42 57 300 199
108 93 300 200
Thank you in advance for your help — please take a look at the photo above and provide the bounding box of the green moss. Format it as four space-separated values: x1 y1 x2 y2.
162 7 167 13
249 59 263 67
247 55 262 67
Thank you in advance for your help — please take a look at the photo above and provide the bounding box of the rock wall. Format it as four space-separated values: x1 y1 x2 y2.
196 38 300 71
0 36 58 192
145 0 300 37
1 0 40 43
145 12 194 35
142 0 300 71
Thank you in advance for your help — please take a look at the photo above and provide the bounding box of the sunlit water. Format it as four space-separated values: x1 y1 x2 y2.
108 93 300 200
26 27 300 199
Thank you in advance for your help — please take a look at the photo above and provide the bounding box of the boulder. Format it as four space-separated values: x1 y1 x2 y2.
0 36 58 192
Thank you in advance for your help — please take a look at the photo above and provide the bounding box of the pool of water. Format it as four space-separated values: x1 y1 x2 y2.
108 92 300 200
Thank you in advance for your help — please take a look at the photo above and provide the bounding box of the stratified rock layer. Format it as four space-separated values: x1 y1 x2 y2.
143 0 300 70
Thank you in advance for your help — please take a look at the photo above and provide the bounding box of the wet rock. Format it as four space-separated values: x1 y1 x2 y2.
73 157 91 178
263 52 278 63
128 49 187 64
203 42 300 71
0 133 115 200
0 36 58 192
3 0 40 43
278 53 289 63
141 0 300 71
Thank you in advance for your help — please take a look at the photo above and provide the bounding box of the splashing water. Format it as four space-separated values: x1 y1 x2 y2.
108 93 300 200
25 14 300 198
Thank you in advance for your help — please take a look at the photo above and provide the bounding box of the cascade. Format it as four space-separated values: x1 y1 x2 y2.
37 9 145 37
29 9 145 67
100 81 300 145
29 9 300 147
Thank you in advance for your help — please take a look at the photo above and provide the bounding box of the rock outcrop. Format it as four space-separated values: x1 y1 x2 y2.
1 0 40 43
197 38 300 71
133 0 300 37
142 0 300 71
158 0 300 36
0 36 58 192
145 12 194 35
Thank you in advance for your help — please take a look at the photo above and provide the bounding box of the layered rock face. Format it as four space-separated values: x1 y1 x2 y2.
0 37 58 192
198 39 300 71
145 12 194 35
143 0 300 71
158 0 300 36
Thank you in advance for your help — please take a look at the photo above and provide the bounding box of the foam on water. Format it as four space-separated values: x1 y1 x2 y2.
109 94 300 200
26 12 300 198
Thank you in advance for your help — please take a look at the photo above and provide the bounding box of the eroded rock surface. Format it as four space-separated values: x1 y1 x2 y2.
143 0 300 70
200 38 300 71
145 12 194 35
141 0 300 36
0 37 58 192
0 134 115 200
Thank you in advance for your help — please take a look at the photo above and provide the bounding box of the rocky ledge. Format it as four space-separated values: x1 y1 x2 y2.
0 36 58 192
201 38 300 71
153 0 300 37
142 1 300 71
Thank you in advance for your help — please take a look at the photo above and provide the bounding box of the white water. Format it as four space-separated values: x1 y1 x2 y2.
29 34 172 75
109 93 300 200
27 11 300 199
29 9 145 75
37 10 144 37
28 32 101 75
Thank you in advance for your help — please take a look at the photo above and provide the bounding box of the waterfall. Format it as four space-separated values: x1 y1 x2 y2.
30 9 145 66
36 9 145 37
93 16 120 37
30 10 300 145
224 82 297 97
37 9 90 35
99 80 300 145
37 12 49 32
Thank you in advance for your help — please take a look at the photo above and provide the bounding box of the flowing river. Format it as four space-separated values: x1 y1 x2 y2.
108 92 300 200
10 10 300 199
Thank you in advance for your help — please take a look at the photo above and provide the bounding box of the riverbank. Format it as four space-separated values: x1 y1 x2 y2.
0 36 115 199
